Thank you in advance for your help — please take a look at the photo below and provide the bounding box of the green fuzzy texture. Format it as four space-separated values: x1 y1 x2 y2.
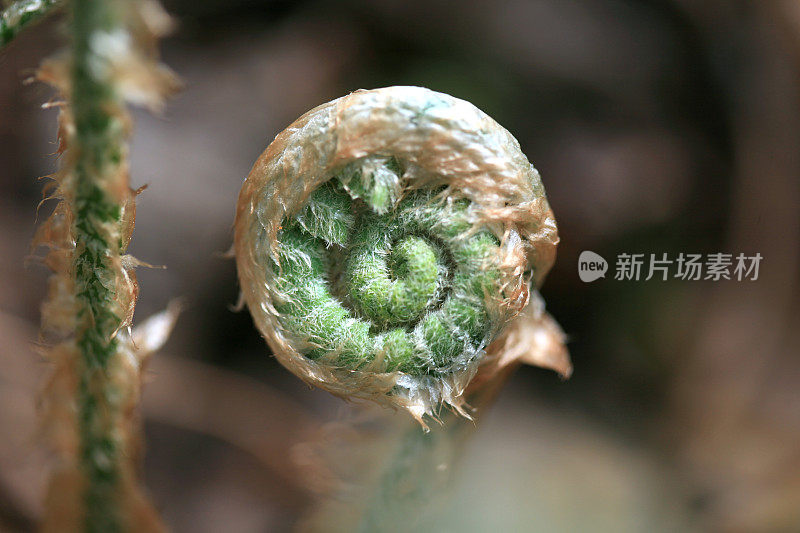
273 159 503 375
0 0 59 47
71 0 127 531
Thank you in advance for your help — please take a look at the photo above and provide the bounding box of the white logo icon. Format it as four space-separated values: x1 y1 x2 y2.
578 251 608 282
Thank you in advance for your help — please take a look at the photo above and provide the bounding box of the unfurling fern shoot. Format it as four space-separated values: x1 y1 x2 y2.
234 86 564 423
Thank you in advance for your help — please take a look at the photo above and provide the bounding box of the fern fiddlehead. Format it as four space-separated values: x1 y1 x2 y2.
235 86 560 421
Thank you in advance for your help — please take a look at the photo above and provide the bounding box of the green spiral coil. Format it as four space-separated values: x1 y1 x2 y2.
234 86 561 418
273 157 507 377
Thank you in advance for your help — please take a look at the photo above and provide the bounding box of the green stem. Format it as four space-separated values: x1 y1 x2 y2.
0 0 59 47
358 415 474 532
356 369 514 531
71 0 127 530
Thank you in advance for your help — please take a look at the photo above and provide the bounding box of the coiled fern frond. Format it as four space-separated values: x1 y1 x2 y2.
235 86 562 422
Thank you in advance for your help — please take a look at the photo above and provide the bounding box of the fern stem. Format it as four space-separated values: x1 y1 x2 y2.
70 0 129 530
33 0 176 530
358 422 454 532
0 0 59 47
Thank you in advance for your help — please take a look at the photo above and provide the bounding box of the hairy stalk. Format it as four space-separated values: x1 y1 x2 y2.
70 0 128 529
33 0 178 531
0 0 59 46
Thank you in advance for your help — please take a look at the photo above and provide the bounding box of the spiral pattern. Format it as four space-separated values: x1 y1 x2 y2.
274 158 506 376
234 86 559 418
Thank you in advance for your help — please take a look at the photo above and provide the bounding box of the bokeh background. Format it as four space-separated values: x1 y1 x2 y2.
2 0 800 531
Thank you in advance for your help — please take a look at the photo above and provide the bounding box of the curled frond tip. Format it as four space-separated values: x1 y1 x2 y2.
234 86 566 423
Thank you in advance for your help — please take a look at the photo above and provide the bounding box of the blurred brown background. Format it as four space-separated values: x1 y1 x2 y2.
2 0 800 531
